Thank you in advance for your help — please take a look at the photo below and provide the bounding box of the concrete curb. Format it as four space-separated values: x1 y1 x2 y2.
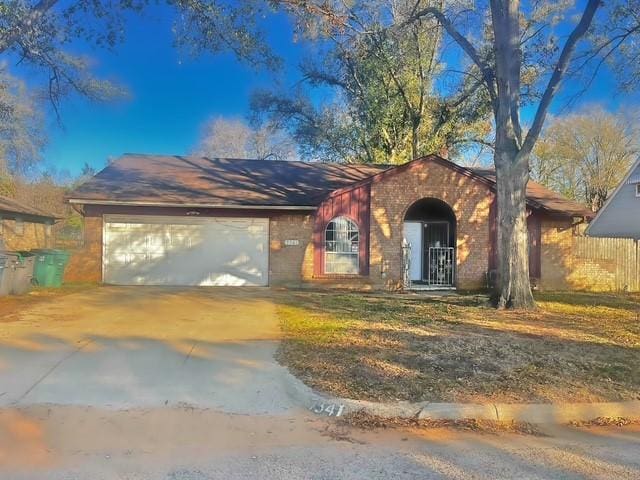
284 379 640 424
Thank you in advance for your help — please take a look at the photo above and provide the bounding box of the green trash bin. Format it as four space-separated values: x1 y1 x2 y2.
12 251 36 294
32 249 70 287
50 249 71 287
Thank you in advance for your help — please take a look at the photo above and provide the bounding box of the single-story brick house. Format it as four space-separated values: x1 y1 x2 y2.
0 195 56 251
66 153 593 290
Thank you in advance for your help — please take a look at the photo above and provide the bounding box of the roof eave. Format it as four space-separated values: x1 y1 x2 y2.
0 209 58 221
67 198 318 211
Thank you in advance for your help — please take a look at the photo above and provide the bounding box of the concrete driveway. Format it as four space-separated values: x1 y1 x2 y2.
0 286 304 414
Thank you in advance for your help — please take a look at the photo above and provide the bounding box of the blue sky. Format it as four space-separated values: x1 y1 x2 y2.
40 7 310 177
25 5 640 177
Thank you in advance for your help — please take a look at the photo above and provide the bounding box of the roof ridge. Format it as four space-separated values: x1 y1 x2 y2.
120 153 391 169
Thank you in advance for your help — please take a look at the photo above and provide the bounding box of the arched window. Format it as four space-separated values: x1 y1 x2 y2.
325 216 359 274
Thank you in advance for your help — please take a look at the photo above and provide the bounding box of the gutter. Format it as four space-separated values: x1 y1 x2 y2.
67 198 317 211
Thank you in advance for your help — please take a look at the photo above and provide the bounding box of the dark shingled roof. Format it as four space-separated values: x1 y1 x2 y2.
0 194 56 220
469 168 594 218
68 154 593 217
69 154 389 207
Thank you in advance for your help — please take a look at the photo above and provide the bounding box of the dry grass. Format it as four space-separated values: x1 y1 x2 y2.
275 290 640 404
569 417 640 428
337 410 544 436
568 417 640 428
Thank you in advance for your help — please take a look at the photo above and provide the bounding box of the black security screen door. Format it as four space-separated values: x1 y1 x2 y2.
423 222 449 249
404 198 457 288
422 222 454 286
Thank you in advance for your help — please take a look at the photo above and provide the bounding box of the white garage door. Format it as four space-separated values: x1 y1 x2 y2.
103 215 269 286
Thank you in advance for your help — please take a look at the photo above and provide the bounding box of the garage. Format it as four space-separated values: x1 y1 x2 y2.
103 215 269 286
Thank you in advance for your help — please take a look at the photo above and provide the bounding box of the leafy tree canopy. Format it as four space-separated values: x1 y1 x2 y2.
251 0 493 164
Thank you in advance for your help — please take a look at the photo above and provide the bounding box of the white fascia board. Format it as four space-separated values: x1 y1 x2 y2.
67 198 317 210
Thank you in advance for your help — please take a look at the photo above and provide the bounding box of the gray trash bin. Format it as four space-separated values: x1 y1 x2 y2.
0 252 17 296
12 252 36 294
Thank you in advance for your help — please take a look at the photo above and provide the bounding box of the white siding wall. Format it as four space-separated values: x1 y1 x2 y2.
587 162 640 240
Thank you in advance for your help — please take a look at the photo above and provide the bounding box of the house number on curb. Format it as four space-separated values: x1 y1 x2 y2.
310 403 345 417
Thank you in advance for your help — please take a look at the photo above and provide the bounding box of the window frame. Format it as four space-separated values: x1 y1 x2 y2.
324 216 360 275
636 183 640 197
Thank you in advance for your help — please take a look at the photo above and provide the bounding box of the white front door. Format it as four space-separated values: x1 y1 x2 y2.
403 222 423 281
103 215 269 286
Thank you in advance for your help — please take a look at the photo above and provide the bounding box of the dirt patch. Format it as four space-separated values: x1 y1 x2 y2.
275 290 640 404
0 284 97 321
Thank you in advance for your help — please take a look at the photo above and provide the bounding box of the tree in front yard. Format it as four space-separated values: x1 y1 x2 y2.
396 0 640 308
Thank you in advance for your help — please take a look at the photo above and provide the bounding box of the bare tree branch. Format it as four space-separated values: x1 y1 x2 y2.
518 0 601 160
405 6 498 109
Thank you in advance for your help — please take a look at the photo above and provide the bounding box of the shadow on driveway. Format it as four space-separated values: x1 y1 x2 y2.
0 286 303 414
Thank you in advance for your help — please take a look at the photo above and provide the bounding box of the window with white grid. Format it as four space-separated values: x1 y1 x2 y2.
325 216 359 274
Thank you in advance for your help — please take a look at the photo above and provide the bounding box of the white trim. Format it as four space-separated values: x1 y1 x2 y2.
324 216 360 275
68 198 316 210
267 217 271 286
586 157 640 236
103 214 270 225
101 214 105 284
407 285 456 291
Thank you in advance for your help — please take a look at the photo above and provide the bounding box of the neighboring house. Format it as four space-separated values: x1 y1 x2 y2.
66 154 593 289
586 158 640 239
0 195 57 250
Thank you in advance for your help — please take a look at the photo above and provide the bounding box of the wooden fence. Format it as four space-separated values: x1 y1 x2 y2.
572 237 639 292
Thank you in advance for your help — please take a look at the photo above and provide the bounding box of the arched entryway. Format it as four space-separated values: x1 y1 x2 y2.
402 198 456 288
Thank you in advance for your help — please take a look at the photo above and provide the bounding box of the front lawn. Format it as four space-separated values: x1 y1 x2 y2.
275 291 640 404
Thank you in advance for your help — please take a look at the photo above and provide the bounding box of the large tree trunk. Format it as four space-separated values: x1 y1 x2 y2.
413 0 599 310
494 146 535 309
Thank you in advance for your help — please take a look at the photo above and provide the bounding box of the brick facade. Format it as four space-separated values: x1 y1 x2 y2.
64 208 318 285
0 218 52 251
367 160 494 290
64 214 103 283
538 218 609 291
66 160 587 291
269 213 315 286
